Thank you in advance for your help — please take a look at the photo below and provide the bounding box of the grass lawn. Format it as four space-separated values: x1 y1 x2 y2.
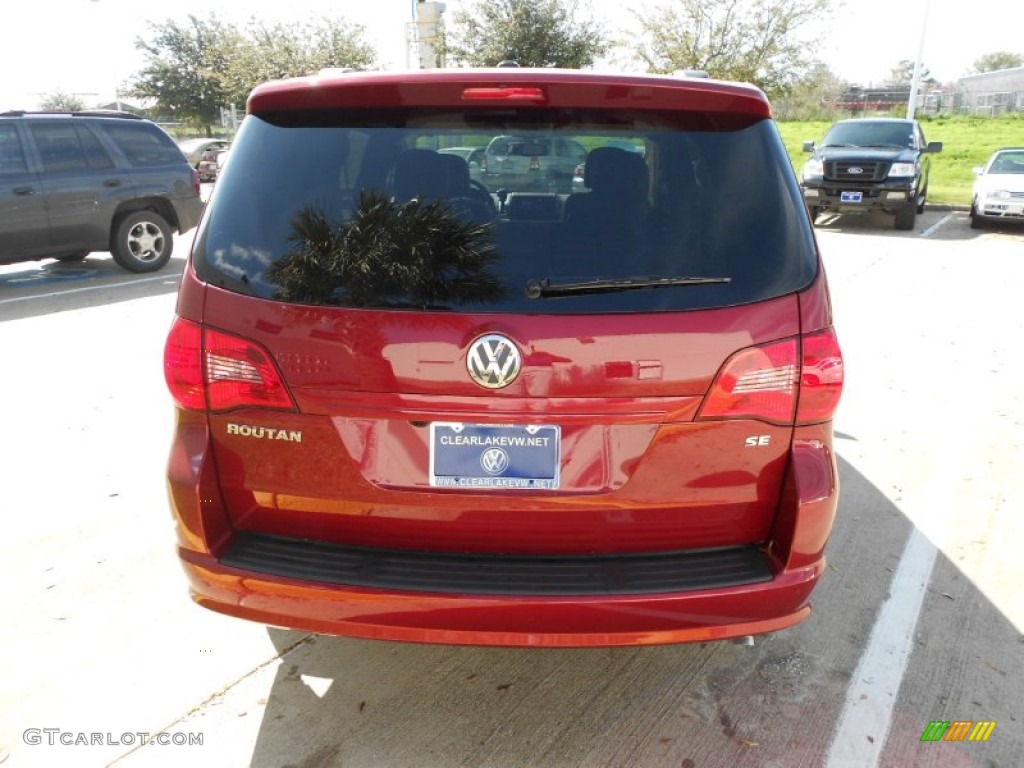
776 116 1024 207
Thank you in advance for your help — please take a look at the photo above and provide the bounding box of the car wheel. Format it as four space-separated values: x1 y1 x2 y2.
54 251 89 262
111 210 173 273
916 184 927 214
894 203 916 231
806 205 821 226
969 204 984 230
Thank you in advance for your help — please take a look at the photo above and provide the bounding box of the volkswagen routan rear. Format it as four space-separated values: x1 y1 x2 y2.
163 69 843 647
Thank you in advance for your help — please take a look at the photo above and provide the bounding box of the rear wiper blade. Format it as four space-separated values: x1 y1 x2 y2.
525 275 731 299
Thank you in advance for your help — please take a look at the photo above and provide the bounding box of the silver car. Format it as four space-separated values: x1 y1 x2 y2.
480 135 587 193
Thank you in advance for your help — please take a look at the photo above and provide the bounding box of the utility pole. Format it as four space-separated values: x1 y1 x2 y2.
906 0 931 120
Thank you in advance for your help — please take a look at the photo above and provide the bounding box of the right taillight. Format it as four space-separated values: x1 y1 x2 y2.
698 328 843 426
796 328 844 424
163 317 295 413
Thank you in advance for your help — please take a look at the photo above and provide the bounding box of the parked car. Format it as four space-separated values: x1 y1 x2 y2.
163 68 843 647
197 144 230 182
800 117 942 230
438 145 485 172
970 147 1024 229
1 110 204 271
480 134 587 192
177 137 230 181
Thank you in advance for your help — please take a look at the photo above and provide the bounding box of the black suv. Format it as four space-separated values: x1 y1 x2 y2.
0 111 204 272
800 118 942 230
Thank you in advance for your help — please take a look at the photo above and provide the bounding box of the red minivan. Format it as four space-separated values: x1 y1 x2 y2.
163 69 843 647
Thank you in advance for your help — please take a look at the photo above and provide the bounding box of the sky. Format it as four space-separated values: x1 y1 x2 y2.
1 0 1022 111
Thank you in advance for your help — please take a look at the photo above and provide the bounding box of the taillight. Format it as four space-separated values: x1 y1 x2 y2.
164 317 205 410
163 317 295 412
698 329 843 425
699 339 799 424
796 328 843 424
191 169 201 196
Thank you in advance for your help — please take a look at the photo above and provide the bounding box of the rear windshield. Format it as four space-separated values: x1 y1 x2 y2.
193 107 816 313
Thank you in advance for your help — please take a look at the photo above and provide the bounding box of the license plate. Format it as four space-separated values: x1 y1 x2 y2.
429 423 560 490
840 191 863 203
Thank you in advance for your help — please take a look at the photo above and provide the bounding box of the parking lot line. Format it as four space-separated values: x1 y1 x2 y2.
824 528 937 767
919 213 954 238
0 275 177 306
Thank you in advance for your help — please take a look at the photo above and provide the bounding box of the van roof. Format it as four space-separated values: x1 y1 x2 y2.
246 68 771 118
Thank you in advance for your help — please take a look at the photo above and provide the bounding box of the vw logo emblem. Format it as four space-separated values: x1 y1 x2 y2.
847 166 864 175
466 334 522 389
480 448 510 475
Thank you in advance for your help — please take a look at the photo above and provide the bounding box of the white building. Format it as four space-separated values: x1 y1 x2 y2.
957 66 1024 115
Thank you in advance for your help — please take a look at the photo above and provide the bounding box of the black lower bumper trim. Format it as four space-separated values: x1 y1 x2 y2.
220 533 772 596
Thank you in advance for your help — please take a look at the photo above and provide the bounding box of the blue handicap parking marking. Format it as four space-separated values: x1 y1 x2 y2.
1 266 101 287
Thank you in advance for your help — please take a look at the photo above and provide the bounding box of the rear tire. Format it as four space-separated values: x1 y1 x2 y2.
111 211 173 273
806 205 821 226
894 203 916 231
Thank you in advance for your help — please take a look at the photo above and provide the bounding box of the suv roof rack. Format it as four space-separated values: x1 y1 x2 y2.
0 110 143 119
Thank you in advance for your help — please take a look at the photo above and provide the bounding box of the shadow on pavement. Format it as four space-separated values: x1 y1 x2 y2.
0 254 185 323
242 456 1020 768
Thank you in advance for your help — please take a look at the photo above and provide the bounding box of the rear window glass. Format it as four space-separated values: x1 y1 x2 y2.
193 108 816 314
103 122 184 167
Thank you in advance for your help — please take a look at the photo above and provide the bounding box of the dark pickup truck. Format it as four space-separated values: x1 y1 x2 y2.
799 117 942 230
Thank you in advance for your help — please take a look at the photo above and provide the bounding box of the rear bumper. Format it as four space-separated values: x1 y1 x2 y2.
167 409 839 647
180 546 822 647
173 195 205 233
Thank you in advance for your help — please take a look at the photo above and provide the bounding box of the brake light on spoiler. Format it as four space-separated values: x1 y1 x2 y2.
461 87 546 102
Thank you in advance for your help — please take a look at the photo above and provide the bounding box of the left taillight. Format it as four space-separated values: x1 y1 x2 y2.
163 317 295 413
191 168 201 196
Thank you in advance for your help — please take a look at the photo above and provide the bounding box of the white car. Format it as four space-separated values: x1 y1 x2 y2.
971 148 1024 229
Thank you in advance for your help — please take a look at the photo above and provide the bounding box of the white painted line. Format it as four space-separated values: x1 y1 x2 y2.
824 528 937 767
0 274 179 306
919 213 953 238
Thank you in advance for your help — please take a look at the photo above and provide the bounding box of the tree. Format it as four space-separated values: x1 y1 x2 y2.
887 59 935 87
127 15 241 135
633 0 829 97
771 62 846 120
220 18 378 107
971 51 1023 74
443 0 608 69
268 193 506 308
39 91 86 112
127 15 378 133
